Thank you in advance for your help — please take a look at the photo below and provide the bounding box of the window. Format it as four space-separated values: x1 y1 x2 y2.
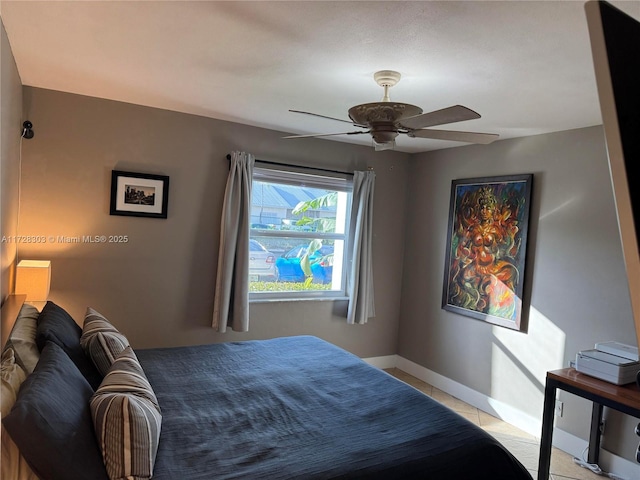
249 165 352 300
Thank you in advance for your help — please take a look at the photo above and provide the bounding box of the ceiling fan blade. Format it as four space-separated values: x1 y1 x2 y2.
283 130 370 139
407 129 499 144
400 105 481 130
289 110 366 127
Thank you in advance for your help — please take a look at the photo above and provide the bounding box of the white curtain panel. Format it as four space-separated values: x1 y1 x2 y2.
212 152 254 332
347 170 376 325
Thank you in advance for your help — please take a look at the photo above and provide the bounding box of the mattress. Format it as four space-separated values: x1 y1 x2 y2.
137 335 531 479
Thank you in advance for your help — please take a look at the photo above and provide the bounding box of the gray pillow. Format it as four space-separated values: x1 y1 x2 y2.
90 346 161 480
3 303 39 374
80 307 129 376
2 341 108 480
35 301 103 390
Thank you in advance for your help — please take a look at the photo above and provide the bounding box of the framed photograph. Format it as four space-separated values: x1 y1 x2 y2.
442 174 533 331
110 170 169 219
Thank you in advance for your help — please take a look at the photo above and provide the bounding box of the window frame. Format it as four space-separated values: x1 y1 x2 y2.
249 164 353 302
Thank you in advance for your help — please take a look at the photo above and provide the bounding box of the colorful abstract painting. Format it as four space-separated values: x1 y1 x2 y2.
442 174 533 330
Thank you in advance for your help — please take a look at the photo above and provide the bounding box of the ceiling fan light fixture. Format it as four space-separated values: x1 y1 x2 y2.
374 140 396 151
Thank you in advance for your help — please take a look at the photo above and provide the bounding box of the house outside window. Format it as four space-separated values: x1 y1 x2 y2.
249 166 352 300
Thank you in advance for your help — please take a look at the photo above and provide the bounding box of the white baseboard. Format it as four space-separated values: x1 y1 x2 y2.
367 355 640 479
362 354 398 370
395 356 543 436
553 428 640 480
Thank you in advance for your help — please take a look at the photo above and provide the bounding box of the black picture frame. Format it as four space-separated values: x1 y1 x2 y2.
442 174 533 331
110 170 169 219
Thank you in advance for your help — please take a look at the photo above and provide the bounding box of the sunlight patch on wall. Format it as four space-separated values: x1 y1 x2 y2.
18 215 106 255
539 197 579 221
490 306 566 418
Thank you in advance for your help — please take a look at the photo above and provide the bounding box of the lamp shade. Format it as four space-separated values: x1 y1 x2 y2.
15 260 51 302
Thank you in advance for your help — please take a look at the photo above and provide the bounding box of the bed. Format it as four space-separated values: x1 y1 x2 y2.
1 300 533 480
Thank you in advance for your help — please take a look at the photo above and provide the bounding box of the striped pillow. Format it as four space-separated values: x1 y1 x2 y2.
80 308 129 376
90 347 162 480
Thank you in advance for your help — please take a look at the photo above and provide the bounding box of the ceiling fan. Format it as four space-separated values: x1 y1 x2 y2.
284 70 499 151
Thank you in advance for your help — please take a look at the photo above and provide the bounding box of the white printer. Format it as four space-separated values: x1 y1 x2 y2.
575 341 640 385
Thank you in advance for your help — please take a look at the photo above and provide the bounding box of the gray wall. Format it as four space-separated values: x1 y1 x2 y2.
16 86 409 358
8 83 640 464
399 126 638 462
0 18 22 302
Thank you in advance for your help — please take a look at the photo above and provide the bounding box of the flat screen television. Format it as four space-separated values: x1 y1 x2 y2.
584 0 640 355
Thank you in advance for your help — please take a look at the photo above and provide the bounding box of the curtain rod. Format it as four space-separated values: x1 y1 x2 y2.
226 154 354 177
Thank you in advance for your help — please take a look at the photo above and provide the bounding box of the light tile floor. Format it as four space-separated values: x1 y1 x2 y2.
384 368 605 480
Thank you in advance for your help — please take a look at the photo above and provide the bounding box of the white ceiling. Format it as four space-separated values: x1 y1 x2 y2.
1 0 639 153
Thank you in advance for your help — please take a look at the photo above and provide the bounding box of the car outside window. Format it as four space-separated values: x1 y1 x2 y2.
249 166 352 300
249 239 277 282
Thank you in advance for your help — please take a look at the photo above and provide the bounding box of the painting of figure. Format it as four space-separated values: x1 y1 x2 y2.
442 174 533 330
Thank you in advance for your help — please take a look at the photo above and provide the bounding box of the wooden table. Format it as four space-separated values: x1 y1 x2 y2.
537 367 640 480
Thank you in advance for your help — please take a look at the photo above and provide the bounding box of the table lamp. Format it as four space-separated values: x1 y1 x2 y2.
15 260 51 305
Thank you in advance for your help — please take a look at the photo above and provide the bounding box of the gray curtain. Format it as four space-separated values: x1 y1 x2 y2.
212 151 254 332
347 170 376 324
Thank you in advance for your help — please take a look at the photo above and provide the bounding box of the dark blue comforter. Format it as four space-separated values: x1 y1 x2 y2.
137 336 531 479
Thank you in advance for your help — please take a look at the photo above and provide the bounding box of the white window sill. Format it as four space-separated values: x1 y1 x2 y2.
250 296 349 304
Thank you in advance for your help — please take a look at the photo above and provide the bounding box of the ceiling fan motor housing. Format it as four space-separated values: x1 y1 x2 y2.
348 102 423 144
348 102 423 125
